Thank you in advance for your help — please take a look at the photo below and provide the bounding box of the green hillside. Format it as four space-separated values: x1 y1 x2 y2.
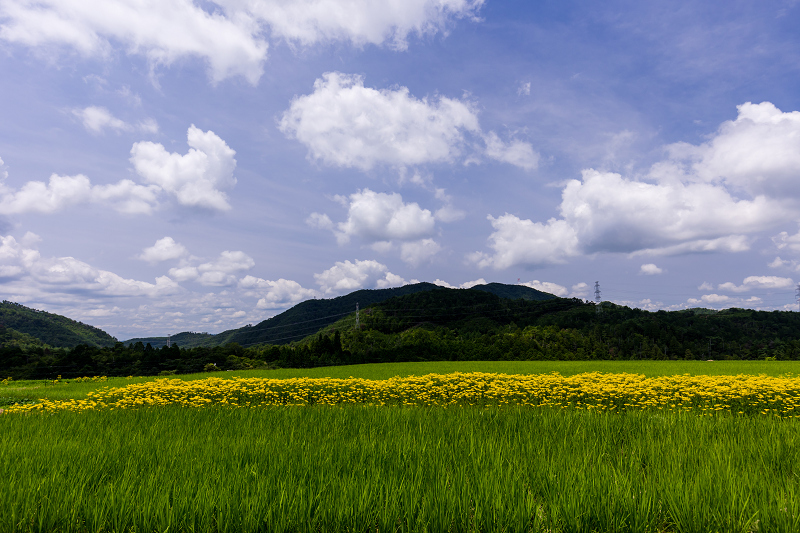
0 301 118 348
471 282 556 301
122 282 557 348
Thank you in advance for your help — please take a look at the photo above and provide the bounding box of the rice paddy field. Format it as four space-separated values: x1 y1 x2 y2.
2 361 799 532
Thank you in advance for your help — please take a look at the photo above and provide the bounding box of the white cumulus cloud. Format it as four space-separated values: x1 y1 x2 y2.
310 188 446 265
331 189 436 244
168 250 254 286
138 237 189 263
0 0 482 83
640 263 663 275
432 278 486 289
239 276 320 309
0 173 160 215
400 238 441 266
313 259 405 295
474 102 800 269
520 280 568 297
717 275 794 293
0 0 269 84
668 102 800 198
131 124 237 211
279 72 535 171
231 0 483 50
0 233 181 298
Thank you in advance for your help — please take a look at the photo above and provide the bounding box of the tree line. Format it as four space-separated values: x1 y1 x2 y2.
2 292 800 379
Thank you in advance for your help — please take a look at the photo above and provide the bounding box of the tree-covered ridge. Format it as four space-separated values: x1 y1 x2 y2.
0 301 118 348
4 288 800 380
122 282 557 348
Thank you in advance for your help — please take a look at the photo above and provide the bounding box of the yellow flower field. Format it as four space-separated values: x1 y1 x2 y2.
5 371 800 417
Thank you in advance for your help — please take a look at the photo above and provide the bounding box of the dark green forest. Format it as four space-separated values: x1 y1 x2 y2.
2 288 800 380
0 301 117 348
123 282 555 348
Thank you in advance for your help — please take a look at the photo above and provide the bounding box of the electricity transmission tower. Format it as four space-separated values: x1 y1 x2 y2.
355 303 360 329
595 281 602 315
796 284 800 312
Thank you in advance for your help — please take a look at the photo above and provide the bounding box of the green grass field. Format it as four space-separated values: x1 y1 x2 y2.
2 405 799 533
2 361 799 532
2 359 798 406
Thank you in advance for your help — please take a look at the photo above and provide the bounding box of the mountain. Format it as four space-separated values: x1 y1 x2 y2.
123 282 557 348
0 301 118 348
121 331 215 350
471 282 558 301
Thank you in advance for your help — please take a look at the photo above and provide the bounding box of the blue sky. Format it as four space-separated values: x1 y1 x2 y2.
1 0 800 339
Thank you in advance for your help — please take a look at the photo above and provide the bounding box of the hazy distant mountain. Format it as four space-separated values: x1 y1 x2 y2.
0 301 118 348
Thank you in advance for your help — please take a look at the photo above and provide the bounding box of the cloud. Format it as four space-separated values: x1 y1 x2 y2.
473 102 800 269
239 0 483 50
131 125 237 211
0 173 160 215
168 250 254 286
517 82 531 96
433 188 465 222
0 233 181 298
716 275 794 293
0 157 7 180
685 294 764 308
483 131 538 170
640 263 663 275
280 72 479 170
306 212 334 231
138 237 188 263
432 278 485 289
768 257 789 269
520 280 568 297
332 189 436 244
279 72 536 171
72 106 129 133
0 0 481 83
0 125 234 216
0 0 269 84
773 228 800 252
310 188 446 265
570 282 589 298
668 102 800 198
400 238 441 266
70 106 159 135
688 294 732 304
470 214 579 269
313 259 405 295
239 276 319 309
475 167 791 269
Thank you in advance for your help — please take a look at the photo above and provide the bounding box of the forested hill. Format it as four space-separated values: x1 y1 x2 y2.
335 292 800 363
125 282 557 348
0 301 118 348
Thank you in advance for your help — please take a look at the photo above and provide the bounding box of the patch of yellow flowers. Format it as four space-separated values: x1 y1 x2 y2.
4 372 800 417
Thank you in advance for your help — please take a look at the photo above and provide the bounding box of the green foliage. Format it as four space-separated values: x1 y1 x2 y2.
123 282 557 349
0 301 117 348
1 406 798 532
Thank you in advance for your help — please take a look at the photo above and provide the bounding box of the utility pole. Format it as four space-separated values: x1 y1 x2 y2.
355 303 360 330
594 281 602 315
